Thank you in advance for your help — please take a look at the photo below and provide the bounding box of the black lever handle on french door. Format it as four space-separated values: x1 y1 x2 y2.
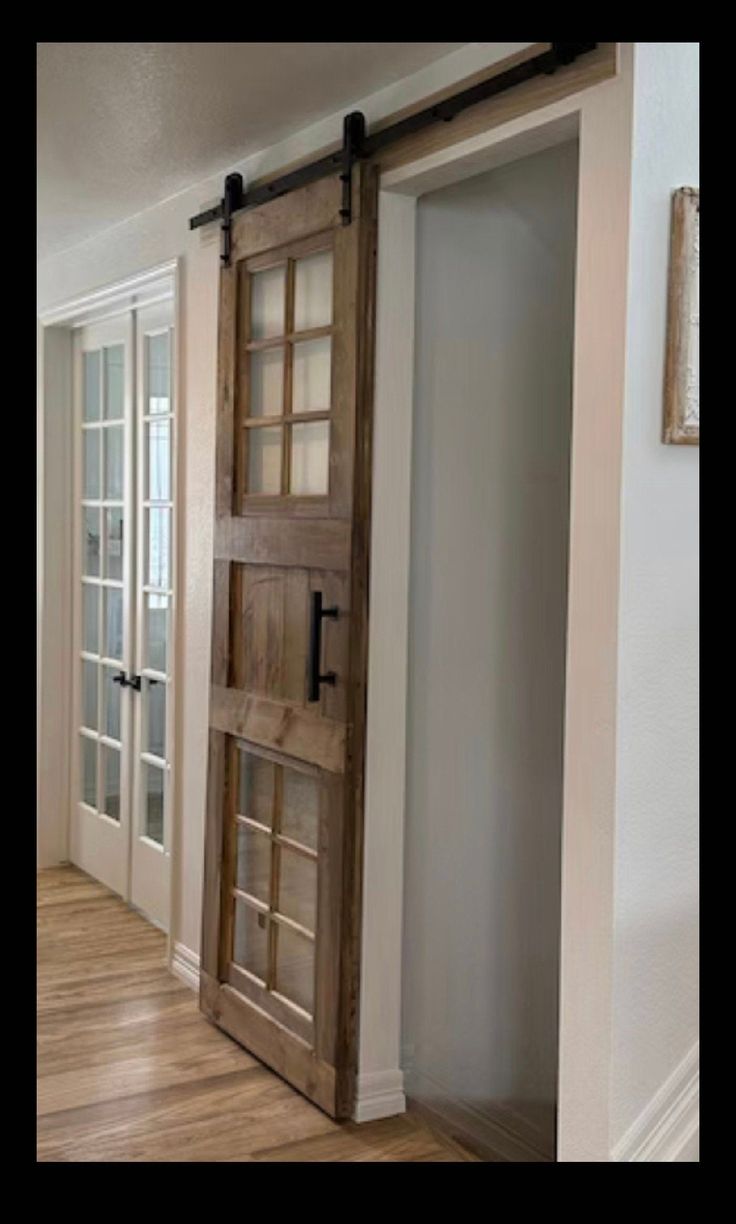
308 591 338 703
112 672 141 691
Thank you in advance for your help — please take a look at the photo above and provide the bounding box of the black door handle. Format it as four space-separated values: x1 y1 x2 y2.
112 672 141 691
308 591 338 703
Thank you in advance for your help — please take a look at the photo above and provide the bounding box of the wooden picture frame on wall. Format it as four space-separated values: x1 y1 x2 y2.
663 186 699 445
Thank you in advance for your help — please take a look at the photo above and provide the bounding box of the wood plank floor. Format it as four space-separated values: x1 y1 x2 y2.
37 866 471 1163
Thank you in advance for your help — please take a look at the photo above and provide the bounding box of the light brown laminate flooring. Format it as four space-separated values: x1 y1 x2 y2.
37 865 473 1163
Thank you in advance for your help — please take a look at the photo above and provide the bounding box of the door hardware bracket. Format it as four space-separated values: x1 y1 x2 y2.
189 43 598 265
221 172 244 267
339 111 366 226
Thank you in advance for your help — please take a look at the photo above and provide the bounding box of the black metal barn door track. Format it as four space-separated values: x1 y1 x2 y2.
189 42 597 265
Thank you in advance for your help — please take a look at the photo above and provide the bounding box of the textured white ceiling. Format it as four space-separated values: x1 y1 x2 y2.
37 42 465 259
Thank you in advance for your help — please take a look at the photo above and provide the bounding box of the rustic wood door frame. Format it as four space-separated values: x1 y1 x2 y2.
358 47 635 1160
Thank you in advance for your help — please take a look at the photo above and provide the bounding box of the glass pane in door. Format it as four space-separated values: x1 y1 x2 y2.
102 746 121 822
136 318 175 867
281 767 319 851
290 422 329 495
83 509 101 576
83 351 101 422
80 736 97 809
233 899 269 981
275 925 314 1014
294 250 333 330
278 848 317 932
83 431 100 498
143 762 165 844
146 334 170 414
147 420 170 500
145 594 168 672
104 346 125 420
82 584 99 653
250 266 286 340
104 509 124 580
292 338 332 414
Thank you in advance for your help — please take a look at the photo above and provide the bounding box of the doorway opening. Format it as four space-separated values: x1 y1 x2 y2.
401 140 578 1161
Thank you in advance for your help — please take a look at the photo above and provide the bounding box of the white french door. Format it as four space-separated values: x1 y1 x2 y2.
71 302 175 929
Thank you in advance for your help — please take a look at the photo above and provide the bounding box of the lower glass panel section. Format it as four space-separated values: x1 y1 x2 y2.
143 761 165 845
81 736 97 808
233 898 269 982
102 745 121 822
275 924 314 1015
236 825 271 904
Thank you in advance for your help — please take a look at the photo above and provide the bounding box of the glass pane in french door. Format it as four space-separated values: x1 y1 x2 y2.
78 339 128 827
137 323 174 851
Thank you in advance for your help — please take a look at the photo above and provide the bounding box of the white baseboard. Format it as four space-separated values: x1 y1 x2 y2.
353 1070 406 1123
612 1041 699 1162
170 941 200 993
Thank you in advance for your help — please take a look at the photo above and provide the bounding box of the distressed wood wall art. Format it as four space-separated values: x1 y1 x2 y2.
663 186 699 445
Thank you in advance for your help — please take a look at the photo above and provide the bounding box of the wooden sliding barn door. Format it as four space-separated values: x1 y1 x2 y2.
200 167 377 1118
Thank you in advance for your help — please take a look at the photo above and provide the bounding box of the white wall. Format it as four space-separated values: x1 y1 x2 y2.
37 42 531 959
610 42 699 1148
402 141 578 1158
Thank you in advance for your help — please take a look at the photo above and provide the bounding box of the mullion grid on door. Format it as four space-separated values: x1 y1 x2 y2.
230 745 318 1021
239 234 334 504
137 325 174 849
80 344 126 824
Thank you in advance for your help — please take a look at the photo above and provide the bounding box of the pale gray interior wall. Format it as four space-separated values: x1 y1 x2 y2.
401 141 578 1149
610 41 699 1145
38 325 73 867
